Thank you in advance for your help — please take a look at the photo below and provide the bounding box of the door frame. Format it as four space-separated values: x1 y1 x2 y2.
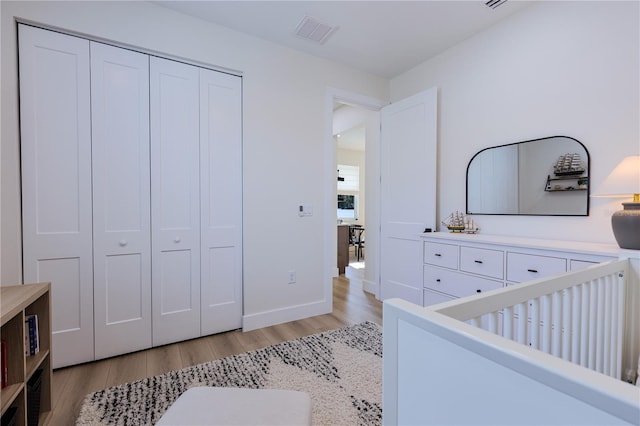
324 87 386 304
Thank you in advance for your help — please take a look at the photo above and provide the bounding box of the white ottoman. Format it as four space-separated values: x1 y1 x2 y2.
157 387 312 425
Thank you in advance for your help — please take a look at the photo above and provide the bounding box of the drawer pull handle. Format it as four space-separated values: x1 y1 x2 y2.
434 253 442 257
436 279 441 282
476 289 482 293
528 269 538 273
474 260 483 264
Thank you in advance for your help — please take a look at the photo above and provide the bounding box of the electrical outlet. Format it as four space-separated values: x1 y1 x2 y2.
288 270 296 284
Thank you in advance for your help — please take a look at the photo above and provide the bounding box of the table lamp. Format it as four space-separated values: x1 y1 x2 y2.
592 155 640 250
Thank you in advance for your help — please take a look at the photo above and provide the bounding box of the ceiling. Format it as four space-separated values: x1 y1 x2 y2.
336 125 366 152
153 0 532 79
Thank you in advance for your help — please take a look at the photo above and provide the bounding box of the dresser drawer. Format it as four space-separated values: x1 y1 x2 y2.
569 259 597 271
507 252 566 283
460 247 504 279
423 289 455 307
424 266 502 298
424 242 458 269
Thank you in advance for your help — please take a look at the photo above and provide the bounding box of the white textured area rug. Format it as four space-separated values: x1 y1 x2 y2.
76 322 382 425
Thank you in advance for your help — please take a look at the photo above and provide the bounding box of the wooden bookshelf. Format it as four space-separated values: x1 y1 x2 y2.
1 283 52 425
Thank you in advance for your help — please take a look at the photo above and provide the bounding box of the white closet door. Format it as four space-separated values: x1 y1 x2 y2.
18 25 94 368
150 57 201 346
91 42 152 359
199 69 243 335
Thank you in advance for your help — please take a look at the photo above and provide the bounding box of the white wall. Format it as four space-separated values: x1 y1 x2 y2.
0 1 388 329
390 1 639 244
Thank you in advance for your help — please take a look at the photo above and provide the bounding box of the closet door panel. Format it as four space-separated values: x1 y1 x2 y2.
19 25 94 368
159 250 194 312
90 42 152 359
200 69 243 334
151 57 201 346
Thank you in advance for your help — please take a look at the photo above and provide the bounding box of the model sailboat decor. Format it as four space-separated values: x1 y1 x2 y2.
442 211 479 234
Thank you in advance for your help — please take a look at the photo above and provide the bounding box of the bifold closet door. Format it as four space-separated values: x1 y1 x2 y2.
150 57 201 346
91 42 152 359
19 25 94 368
199 69 243 334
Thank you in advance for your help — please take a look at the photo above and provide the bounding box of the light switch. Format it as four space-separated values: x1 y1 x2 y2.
298 204 313 217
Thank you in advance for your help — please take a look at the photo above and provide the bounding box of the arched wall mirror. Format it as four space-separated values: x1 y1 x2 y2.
466 136 590 216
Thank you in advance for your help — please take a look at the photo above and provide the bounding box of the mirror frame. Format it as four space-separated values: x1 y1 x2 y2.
465 135 590 216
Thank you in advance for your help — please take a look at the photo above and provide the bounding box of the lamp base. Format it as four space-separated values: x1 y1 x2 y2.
611 202 640 250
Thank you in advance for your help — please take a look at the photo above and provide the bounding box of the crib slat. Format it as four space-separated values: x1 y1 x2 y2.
552 291 562 358
570 286 580 364
614 273 625 378
588 279 597 371
609 276 618 377
542 294 551 354
603 275 612 376
488 311 499 334
596 278 605 374
530 298 540 350
517 302 527 345
579 282 589 368
504 306 513 340
561 289 571 361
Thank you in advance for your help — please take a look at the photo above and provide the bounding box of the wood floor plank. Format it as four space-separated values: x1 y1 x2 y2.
50 367 70 411
305 313 344 332
51 276 382 423
50 358 111 425
290 318 323 337
146 343 183 377
259 324 301 346
179 336 216 367
231 328 272 352
105 350 147 388
206 331 247 360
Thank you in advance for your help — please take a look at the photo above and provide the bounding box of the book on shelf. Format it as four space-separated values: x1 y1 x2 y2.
24 314 39 357
1 340 7 388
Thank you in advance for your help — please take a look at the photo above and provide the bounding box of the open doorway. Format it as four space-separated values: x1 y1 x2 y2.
331 97 381 296
334 105 367 284
325 88 385 301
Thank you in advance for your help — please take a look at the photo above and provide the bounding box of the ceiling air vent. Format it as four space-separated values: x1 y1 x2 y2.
485 0 508 9
294 15 338 44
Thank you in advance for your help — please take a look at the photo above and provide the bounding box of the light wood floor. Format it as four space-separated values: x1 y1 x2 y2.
50 276 381 425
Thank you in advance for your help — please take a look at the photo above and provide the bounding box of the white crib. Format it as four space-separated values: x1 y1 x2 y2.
383 259 640 425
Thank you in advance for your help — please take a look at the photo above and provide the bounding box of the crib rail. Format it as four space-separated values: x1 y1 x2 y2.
433 259 628 379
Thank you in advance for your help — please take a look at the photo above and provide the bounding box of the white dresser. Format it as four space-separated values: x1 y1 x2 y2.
421 232 620 307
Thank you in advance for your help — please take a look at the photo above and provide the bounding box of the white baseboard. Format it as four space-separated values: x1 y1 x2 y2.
345 265 364 283
242 298 332 331
363 278 379 299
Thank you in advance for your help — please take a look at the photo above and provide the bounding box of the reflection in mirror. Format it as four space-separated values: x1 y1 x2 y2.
466 136 590 216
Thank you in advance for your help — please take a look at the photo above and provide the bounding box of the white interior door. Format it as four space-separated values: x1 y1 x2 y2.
150 57 201 346
199 69 243 335
91 42 152 359
380 88 437 305
19 25 94 368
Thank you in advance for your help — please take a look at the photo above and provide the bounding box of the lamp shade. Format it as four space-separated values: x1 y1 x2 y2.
591 155 640 199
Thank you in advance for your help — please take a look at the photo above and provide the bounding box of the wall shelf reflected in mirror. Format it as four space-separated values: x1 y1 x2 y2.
466 136 590 216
